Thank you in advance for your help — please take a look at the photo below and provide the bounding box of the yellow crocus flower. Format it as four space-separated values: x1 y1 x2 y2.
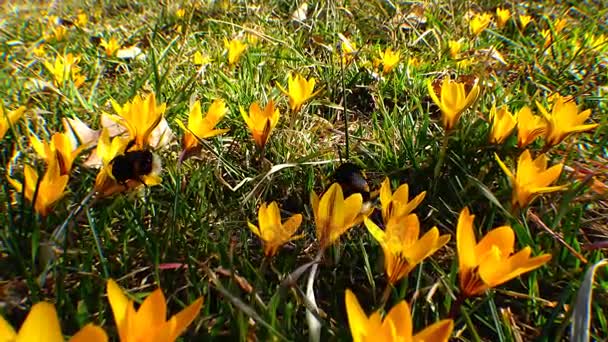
495 150 567 208
447 40 462 58
311 183 364 250
340 36 357 65
277 73 320 112
456 207 552 297
100 37 121 56
193 51 212 66
345 289 453 342
496 8 511 28
364 214 450 285
32 44 46 57
107 279 203 342
52 25 68 41
516 105 545 148
536 95 598 148
379 177 425 223
0 105 25 141
7 156 69 216
0 302 107 342
76 11 88 27
374 47 401 74
44 53 86 87
93 129 161 197
240 100 280 150
489 105 517 144
427 78 480 131
109 92 166 150
518 15 533 30
30 132 84 175
224 38 247 66
469 13 492 36
176 99 229 156
247 201 303 257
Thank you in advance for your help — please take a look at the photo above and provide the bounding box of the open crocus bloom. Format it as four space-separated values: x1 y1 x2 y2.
496 150 566 208
345 289 453 342
456 207 552 297
247 201 303 256
107 279 203 342
365 213 450 284
0 302 107 342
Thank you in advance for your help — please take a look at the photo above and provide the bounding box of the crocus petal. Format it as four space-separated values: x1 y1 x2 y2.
456 208 478 269
247 221 262 237
283 214 303 237
364 217 387 246
16 302 63 342
107 279 130 331
341 193 363 229
68 324 108 342
383 300 412 340
495 153 514 182
475 226 514 260
345 290 369 341
405 227 441 263
0 315 16 340
134 288 167 329
413 319 454 342
168 297 203 341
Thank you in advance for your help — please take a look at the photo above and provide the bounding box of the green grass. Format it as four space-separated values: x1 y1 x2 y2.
1 0 607 340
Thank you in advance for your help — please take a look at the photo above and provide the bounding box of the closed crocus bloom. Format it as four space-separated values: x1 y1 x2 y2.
518 15 532 30
277 73 320 112
0 302 108 342
311 183 364 250
496 150 566 208
365 214 450 284
240 100 280 150
536 95 598 148
375 47 400 74
447 40 462 58
0 105 25 140
176 99 229 155
469 13 492 36
496 8 511 28
456 207 552 297
379 177 425 223
52 25 68 41
109 92 166 150
427 78 480 131
7 156 69 216
345 289 453 342
516 106 546 148
107 279 203 342
489 105 517 144
541 29 553 49
247 201 303 257
30 132 84 175
224 38 247 66
100 37 121 56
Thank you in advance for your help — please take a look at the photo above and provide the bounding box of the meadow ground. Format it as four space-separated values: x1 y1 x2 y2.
0 0 607 341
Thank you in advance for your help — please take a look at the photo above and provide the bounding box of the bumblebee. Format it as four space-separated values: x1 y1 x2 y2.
109 149 161 185
332 162 370 202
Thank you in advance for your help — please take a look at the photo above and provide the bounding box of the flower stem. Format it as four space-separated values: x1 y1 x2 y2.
380 283 392 308
433 133 450 190
461 302 482 342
